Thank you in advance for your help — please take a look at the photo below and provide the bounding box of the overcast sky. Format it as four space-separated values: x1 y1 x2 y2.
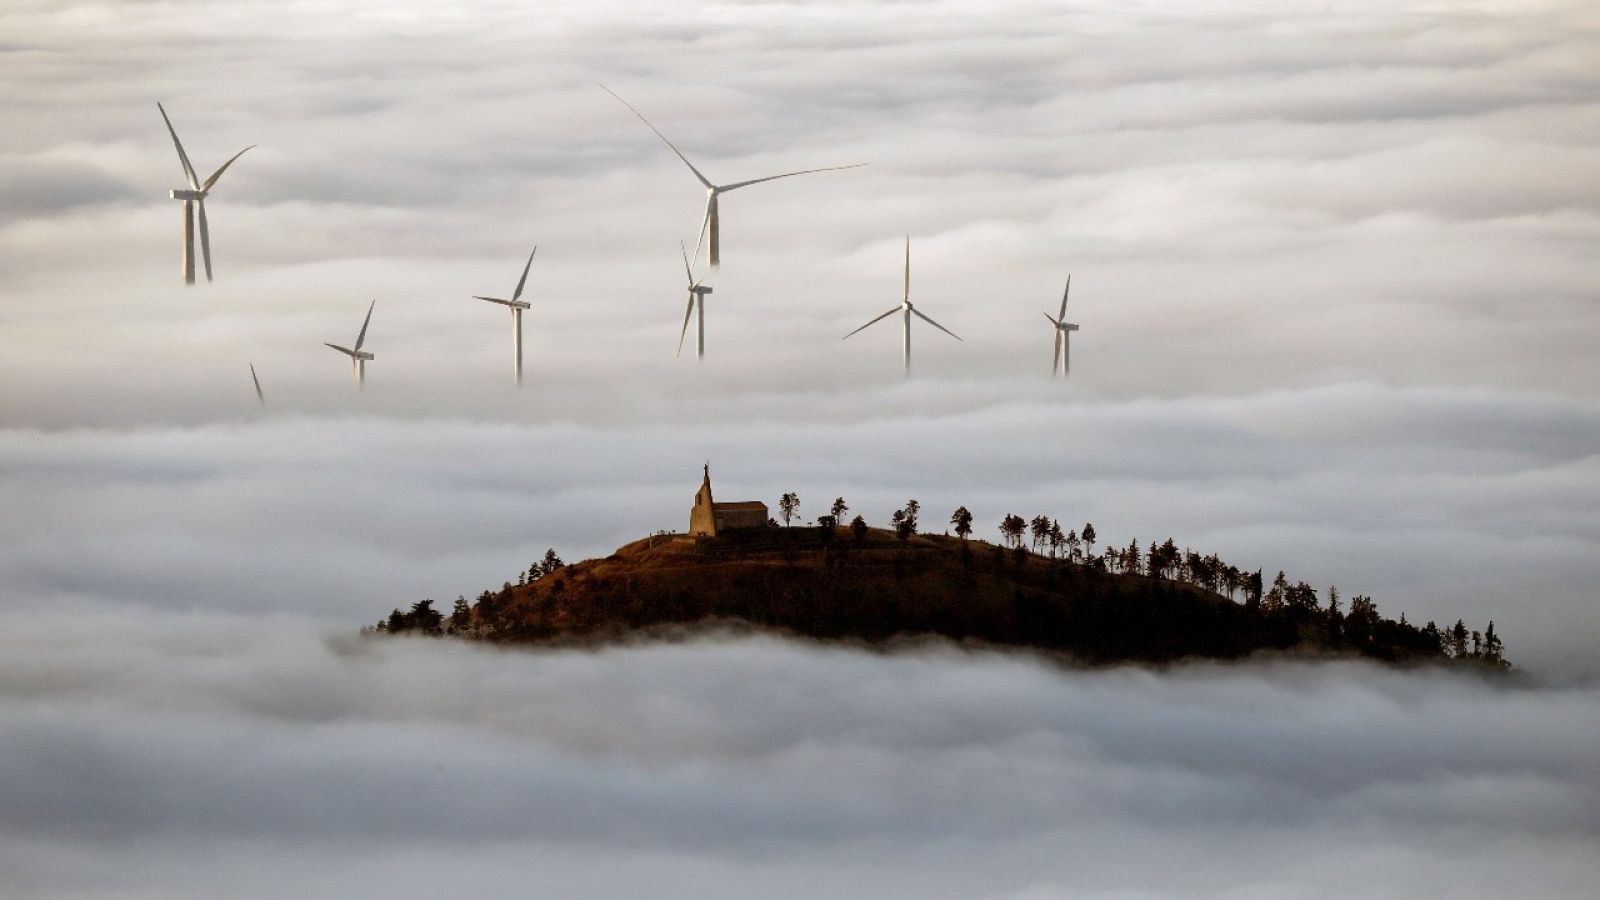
2 1 1598 895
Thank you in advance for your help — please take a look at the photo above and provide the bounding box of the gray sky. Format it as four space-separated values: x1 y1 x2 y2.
2 1 1599 894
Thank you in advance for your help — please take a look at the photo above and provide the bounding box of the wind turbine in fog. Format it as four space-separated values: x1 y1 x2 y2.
250 363 265 408
601 85 865 268
474 246 536 384
677 242 714 359
843 236 961 375
325 300 376 388
1044 275 1080 377
157 102 253 285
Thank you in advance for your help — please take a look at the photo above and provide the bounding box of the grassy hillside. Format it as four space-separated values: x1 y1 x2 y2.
379 526 1498 667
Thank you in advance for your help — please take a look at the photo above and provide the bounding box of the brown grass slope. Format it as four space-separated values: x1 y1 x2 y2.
464 527 1429 664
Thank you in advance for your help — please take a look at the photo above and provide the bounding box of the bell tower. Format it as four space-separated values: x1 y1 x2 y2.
689 463 717 536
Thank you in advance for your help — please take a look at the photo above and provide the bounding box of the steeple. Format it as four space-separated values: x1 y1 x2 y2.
690 462 718 535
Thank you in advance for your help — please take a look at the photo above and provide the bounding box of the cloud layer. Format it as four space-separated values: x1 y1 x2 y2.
3 380 1595 676
2 617 1596 898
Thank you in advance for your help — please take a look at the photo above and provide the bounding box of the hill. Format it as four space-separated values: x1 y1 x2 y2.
372 524 1509 668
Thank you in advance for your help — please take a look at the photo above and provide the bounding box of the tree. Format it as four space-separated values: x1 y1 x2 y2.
540 548 564 576
779 492 800 527
1483 621 1504 664
450 595 471 632
903 499 920 534
1347 594 1379 645
831 497 849 524
951 506 973 540
1049 520 1065 559
1081 523 1096 558
850 514 868 542
1065 529 1081 562
999 514 1026 549
1262 570 1288 613
890 509 911 542
410 598 444 634
1029 515 1050 553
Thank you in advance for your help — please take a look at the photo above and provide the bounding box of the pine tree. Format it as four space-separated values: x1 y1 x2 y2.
951 506 973 540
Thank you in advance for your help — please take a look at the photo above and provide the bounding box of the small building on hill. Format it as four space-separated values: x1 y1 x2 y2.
689 465 769 537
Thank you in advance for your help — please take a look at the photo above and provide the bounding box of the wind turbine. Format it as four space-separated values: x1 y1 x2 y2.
250 363 265 408
677 242 713 359
1044 275 1081 377
157 102 254 285
601 85 865 268
843 236 961 375
325 300 376 388
474 246 536 384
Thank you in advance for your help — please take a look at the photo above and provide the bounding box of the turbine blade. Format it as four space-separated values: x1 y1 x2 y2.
157 102 199 190
912 307 962 341
903 235 910 303
600 85 714 189
325 343 356 358
719 163 868 192
681 240 694 286
1058 274 1071 321
475 296 516 307
691 198 712 267
354 299 375 351
512 246 536 301
1053 331 1062 375
677 296 695 357
197 199 212 282
1044 311 1060 326
201 145 255 191
250 363 265 406
842 306 902 340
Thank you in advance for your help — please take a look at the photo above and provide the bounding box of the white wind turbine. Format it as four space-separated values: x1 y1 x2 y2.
602 85 866 268
474 246 536 384
1044 275 1081 377
157 102 254 285
677 242 714 359
325 300 377 388
843 237 962 375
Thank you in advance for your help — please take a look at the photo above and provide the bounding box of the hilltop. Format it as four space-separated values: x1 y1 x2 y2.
372 524 1510 668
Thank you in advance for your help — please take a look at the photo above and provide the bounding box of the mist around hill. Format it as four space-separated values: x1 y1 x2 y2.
2 608 1596 900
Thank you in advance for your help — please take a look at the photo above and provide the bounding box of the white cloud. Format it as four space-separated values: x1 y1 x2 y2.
0 617 1595 898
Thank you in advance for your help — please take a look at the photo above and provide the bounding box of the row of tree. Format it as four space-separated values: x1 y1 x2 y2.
367 548 566 636
772 493 1508 666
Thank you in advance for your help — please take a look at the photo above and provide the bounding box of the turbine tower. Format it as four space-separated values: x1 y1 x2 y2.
325 300 377 388
474 246 537 384
677 242 713 359
157 103 254 285
601 85 865 268
843 237 961 375
1044 275 1081 377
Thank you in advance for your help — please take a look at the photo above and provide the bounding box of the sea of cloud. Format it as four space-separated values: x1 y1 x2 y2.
1 615 1596 899
3 2 1599 894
